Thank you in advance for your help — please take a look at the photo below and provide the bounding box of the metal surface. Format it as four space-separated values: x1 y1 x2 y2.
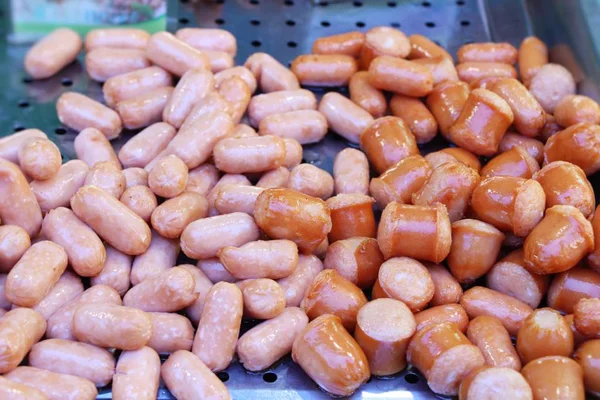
1 0 600 399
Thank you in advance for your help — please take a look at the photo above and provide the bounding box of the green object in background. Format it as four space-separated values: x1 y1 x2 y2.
9 0 167 43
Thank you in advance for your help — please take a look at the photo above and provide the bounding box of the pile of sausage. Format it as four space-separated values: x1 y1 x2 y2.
0 22 598 400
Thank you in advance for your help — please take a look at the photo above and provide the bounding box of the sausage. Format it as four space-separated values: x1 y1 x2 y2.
103 66 172 108
167 111 234 169
85 47 150 82
368 56 434 96
151 192 208 239
459 366 532 400
147 154 188 199
481 147 540 179
278 255 323 307
573 298 600 339
204 50 234 73
258 110 327 144
56 92 122 139
29 338 115 386
197 258 237 284
25 28 82 79
248 89 317 127
244 52 299 93
32 271 83 320
457 42 517 64
369 155 431 208
521 356 584 400
123 168 148 188
0 375 48 400
291 54 357 86
117 123 175 169
412 161 480 222
112 347 160 400
554 94 600 127
498 132 544 164
349 71 386 118
360 116 419 174
323 237 382 289
0 276 9 310
179 264 213 325
47 285 122 341
548 266 600 314
490 78 546 137
590 206 600 272
192 282 243 371
254 188 332 254
116 86 173 130
544 122 600 176
219 240 298 280
407 322 485 396
73 303 151 350
0 225 30 273
84 161 125 198
375 257 434 312
161 350 231 400
74 127 121 169
214 66 257 94
213 135 285 174
541 113 562 141
456 62 517 83
360 27 410 69
90 245 131 297
408 34 453 60
85 28 149 51
256 167 290 189
18 138 61 181
461 286 533 336
0 129 47 164
470 76 504 90
71 185 151 256
186 164 220 196
175 28 237 56
130 230 179 285
426 80 470 139
237 307 308 371
326 194 376 242
486 249 550 309
318 92 374 143
470 176 546 237
355 298 416 376
292 314 370 397
180 91 232 132
524 205 593 275
517 308 574 364
529 64 577 115
147 312 194 353
312 31 364 57
414 303 469 333
214 184 263 216
287 164 334 200
413 55 459 85
389 95 438 144
377 202 452 262
333 148 369 195
124 267 197 312
301 269 367 331
0 159 42 236
206 174 251 216
467 316 521 370
237 278 286 320
426 263 463 306
5 241 67 307
0 308 46 373
146 32 210 77
5 366 97 400
518 36 548 87
120 185 158 222
573 339 600 395
447 219 504 284
216 76 251 124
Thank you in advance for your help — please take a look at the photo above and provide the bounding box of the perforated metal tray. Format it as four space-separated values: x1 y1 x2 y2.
1 0 599 398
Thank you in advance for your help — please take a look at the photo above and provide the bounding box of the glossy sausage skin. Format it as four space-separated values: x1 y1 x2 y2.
326 194 376 242
376 257 435 312
544 122 600 176
0 308 46 373
349 71 386 118
219 240 298 280
426 263 463 306
0 129 47 164
389 94 438 144
415 304 469 333
103 66 172 108
278 255 324 307
85 47 150 82
467 316 521 370
0 375 48 400
291 54 357 87
318 92 374 143
516 308 574 364
116 86 174 130
521 356 584 400
90 245 132 297
5 366 97 400
360 27 410 69
57 92 122 139
0 225 30 273
573 339 600 395
146 32 210 77
323 237 383 289
368 56 434 97
25 28 82 79
457 42 518 64
75 127 121 170
85 28 150 51
573 298 600 339
333 148 370 195
131 230 179 284
426 81 470 139
518 36 548 87
147 313 194 354
312 31 365 57
112 347 160 400
547 266 600 314
589 206 600 272
151 192 208 239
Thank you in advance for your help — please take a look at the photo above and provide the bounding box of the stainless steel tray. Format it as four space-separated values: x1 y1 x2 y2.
1 0 599 398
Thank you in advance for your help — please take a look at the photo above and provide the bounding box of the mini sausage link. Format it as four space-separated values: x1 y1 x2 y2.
573 339 600 395
518 36 548 87
326 194 376 242
206 174 251 217
461 286 533 336
470 176 545 237
360 26 411 69
57 92 122 139
18 138 61 181
214 184 263 215
522 356 585 400
409 34 453 60
426 80 470 139
146 32 210 77
0 159 42 236
517 308 574 364
318 92 374 143
368 56 434 97
5 366 98 400
490 78 546 137
292 314 370 397
162 350 231 400
459 366 533 400
333 148 369 195
375 257 434 312
390 95 438 144
73 303 152 350
0 375 48 399
349 71 387 118
287 164 334 200
236 278 286 320
219 239 298 280
278 255 323 307
589 206 600 272
147 312 194 354
377 202 452 262
258 110 328 144
0 129 47 164
544 122 600 176
248 89 317 127
103 66 172 108
529 63 576 113
456 62 517 84
125 267 197 312
0 275 10 309
548 266 600 314
486 249 550 309
90 245 132 297
244 52 300 93
254 188 332 254
217 75 251 124
369 155 431 208
175 264 212 326
0 308 46 373
84 161 126 198
25 28 82 79
466 316 521 370
120 185 158 222
213 135 286 174
130 230 179 285
214 66 257 94
291 54 357 86
573 298 600 339
323 237 383 289
85 28 150 51
415 303 469 333
426 263 463 306
0 225 30 273
123 167 148 188
312 31 365 57
283 138 303 169
85 47 150 82
482 147 540 179
204 50 234 73
112 347 161 400
256 168 289 190
162 69 214 129
75 127 121 170
554 94 600 128
230 124 258 140
175 28 237 56
499 131 545 163
457 42 518 64
413 55 459 85
147 154 188 199
186 164 220 196
407 322 485 396
197 258 237 283
116 86 173 130
151 192 208 239
33 271 83 320
469 76 504 90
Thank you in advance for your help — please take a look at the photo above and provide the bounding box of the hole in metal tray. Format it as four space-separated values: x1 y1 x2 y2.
13 124 25 132
250 19 260 26
251 40 262 48
356 21 365 28
18 100 29 108
286 20 296 26
215 18 225 25
263 372 277 383
217 371 230 382
61 78 73 87
321 21 330 27
55 127 67 135
405 373 420 384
